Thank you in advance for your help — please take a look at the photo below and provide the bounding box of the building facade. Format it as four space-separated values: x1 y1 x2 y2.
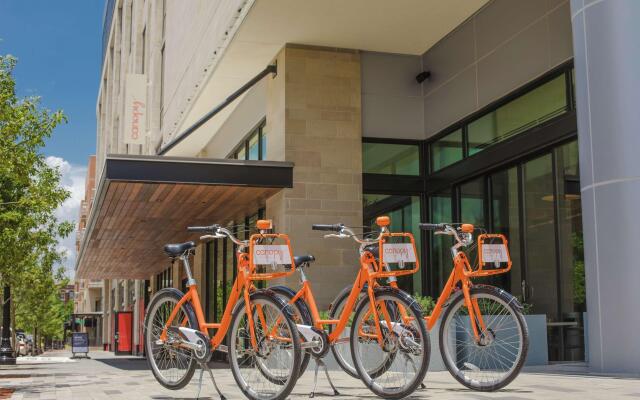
75 0 640 373
73 156 104 347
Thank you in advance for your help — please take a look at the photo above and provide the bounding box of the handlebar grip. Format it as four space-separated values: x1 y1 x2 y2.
187 225 219 233
419 223 446 231
312 223 343 232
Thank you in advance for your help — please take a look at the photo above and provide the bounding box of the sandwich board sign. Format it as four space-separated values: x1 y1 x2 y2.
71 332 90 359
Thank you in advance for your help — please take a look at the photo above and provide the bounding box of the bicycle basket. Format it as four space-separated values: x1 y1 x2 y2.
248 233 296 280
377 232 420 278
477 234 512 273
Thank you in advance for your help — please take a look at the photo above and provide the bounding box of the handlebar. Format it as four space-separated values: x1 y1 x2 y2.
187 225 220 233
187 224 247 246
418 223 446 231
313 223 384 245
311 224 344 232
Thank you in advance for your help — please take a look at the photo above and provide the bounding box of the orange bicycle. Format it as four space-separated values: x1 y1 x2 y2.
416 222 528 391
325 220 529 391
143 221 302 400
270 217 430 399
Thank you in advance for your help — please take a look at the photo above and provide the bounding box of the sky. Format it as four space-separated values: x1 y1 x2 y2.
0 1 105 279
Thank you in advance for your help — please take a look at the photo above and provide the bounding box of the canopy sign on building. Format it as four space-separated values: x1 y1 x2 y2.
123 74 147 146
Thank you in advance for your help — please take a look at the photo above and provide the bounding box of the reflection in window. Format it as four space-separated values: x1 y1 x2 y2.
235 146 245 161
556 141 585 361
468 75 568 155
490 167 522 297
431 129 463 172
363 194 422 295
429 191 452 294
248 132 259 160
231 120 266 160
260 130 267 159
363 142 420 175
459 177 485 271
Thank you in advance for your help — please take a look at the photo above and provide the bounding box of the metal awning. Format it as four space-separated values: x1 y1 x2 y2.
75 155 293 280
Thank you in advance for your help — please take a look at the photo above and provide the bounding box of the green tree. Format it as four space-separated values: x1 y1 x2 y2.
0 54 72 353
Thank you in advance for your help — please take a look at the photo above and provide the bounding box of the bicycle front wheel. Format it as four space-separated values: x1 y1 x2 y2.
350 288 430 399
439 286 529 391
144 289 198 390
228 291 302 400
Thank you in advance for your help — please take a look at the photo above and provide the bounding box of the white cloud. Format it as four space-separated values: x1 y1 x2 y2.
45 156 87 280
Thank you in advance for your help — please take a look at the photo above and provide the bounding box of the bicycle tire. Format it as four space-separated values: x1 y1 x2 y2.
270 285 312 378
144 288 198 390
350 287 430 399
228 290 302 400
439 285 529 391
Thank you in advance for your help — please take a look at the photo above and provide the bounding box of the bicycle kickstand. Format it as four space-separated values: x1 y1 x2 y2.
310 358 340 398
402 353 426 390
197 361 227 400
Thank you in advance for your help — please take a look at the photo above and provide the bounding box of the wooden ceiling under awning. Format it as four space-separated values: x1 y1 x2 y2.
75 155 293 280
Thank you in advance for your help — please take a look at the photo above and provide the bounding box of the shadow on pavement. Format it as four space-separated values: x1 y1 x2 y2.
94 357 150 371
93 357 230 372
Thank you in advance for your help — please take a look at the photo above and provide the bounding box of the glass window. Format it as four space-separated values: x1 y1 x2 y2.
523 154 558 318
429 190 452 294
490 167 522 296
431 129 463 172
468 75 568 155
459 177 486 269
363 142 420 175
248 132 259 160
363 194 422 295
236 145 246 161
556 141 585 361
260 130 267 160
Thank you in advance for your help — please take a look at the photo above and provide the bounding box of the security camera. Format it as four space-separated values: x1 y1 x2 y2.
416 71 431 84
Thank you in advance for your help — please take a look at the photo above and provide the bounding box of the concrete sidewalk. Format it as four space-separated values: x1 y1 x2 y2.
1 350 638 399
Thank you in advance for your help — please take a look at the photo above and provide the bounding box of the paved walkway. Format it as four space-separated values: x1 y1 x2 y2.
1 350 638 399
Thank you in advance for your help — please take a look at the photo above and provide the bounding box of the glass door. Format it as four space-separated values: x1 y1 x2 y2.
490 167 522 296
522 154 561 361
555 141 585 361
427 140 586 362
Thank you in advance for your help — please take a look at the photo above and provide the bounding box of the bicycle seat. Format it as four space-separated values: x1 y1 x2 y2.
363 244 379 259
294 254 315 268
164 241 196 257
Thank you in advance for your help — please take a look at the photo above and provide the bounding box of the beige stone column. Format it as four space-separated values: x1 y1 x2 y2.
266 45 363 308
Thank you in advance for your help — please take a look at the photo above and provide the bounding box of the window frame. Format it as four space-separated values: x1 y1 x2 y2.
427 60 575 174
229 119 266 160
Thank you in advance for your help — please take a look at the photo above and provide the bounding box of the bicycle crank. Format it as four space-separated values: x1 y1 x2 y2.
166 326 212 362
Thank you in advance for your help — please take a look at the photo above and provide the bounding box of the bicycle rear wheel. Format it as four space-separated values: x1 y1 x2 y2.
350 288 430 399
439 285 529 391
228 291 302 400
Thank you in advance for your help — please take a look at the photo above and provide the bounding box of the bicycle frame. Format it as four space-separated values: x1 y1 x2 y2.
285 234 420 347
159 231 296 351
385 235 509 341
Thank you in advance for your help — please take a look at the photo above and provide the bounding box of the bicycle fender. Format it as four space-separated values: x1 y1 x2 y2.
364 286 424 315
269 285 313 324
474 284 524 311
232 288 297 320
449 284 524 311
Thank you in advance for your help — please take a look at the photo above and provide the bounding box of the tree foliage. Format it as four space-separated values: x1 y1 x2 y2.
0 54 72 343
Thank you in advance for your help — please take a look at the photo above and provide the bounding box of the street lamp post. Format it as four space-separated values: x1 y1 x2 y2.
0 286 16 365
